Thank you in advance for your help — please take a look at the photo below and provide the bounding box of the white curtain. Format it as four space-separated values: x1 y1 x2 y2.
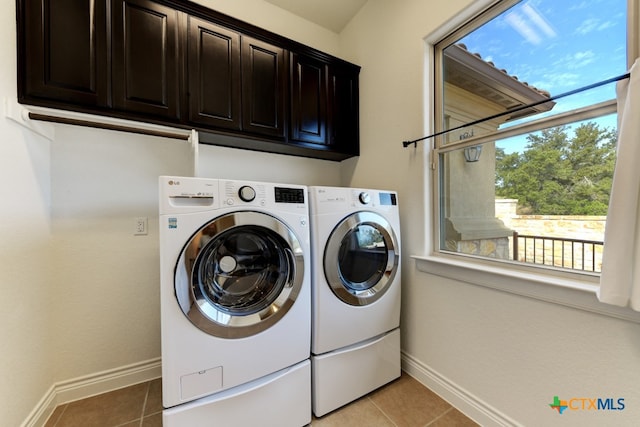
598 58 640 310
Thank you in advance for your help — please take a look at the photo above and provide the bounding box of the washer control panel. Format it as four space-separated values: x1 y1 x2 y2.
220 180 307 210
160 176 308 215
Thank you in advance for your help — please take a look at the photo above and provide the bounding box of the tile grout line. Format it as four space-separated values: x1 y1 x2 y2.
139 380 152 427
112 380 151 427
424 407 454 427
366 396 399 427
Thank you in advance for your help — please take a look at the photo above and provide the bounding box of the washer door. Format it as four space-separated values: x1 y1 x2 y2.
324 211 399 306
175 211 304 338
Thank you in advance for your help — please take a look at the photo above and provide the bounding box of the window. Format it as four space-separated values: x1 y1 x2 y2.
433 0 633 276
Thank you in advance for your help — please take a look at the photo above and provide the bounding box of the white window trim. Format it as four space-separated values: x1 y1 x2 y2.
417 0 640 322
415 255 640 323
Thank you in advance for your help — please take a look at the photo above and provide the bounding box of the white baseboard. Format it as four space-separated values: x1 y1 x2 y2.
22 358 162 427
401 352 522 427
21 385 57 427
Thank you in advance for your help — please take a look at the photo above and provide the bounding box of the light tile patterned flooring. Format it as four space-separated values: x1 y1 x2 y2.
44 372 478 427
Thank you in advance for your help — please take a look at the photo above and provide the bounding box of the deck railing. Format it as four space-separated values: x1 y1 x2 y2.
512 232 604 273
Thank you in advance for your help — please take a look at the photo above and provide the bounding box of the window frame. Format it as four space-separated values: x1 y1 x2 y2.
431 0 636 277
418 0 640 321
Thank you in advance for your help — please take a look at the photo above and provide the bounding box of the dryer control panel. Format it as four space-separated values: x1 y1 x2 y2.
349 189 398 208
354 190 397 207
310 186 399 216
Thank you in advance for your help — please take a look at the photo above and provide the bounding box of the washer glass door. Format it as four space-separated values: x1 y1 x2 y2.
324 211 399 306
175 211 304 338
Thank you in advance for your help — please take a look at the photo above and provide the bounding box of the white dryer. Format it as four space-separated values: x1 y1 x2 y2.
159 176 311 427
309 186 402 417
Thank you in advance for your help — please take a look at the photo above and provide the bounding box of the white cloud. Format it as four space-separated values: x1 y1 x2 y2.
571 50 596 67
553 51 596 70
568 1 589 11
574 17 615 35
597 20 616 31
536 72 581 91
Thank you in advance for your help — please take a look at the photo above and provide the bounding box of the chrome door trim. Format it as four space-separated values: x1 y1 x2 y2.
175 211 305 338
324 211 399 306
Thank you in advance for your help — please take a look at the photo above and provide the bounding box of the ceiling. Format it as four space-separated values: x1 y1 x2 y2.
263 0 368 33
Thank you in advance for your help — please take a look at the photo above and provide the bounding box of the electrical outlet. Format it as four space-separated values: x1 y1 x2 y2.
134 217 148 235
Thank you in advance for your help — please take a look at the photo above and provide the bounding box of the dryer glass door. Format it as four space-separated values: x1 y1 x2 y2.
324 211 399 306
175 211 304 338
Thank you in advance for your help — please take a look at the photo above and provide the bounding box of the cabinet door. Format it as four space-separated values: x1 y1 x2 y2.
112 0 180 120
21 0 108 107
290 53 328 145
187 16 241 130
329 64 360 155
241 37 286 138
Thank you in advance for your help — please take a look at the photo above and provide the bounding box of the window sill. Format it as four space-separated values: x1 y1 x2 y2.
413 254 640 323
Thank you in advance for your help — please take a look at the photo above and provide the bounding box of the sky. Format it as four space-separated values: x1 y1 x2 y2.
452 0 627 152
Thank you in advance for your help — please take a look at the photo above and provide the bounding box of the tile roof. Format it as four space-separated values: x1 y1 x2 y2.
444 43 555 121
457 43 551 98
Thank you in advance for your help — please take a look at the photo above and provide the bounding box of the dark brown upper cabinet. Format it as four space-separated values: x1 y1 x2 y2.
290 53 328 145
329 63 360 156
111 0 181 120
186 20 286 138
17 0 360 160
290 53 360 155
21 0 109 108
241 37 287 139
187 16 242 130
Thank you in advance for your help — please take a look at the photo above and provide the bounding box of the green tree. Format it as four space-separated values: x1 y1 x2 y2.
495 123 616 215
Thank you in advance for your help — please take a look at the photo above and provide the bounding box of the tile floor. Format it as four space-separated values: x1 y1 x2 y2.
44 372 478 427
44 379 162 427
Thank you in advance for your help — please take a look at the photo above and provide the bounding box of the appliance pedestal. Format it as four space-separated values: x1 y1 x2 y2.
164 360 311 427
312 328 401 417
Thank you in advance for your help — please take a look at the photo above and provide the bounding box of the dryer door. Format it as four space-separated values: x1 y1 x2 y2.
324 211 399 306
175 211 304 338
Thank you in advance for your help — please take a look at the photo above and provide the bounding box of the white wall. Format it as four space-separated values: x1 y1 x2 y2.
197 143 341 186
0 1 343 426
340 0 640 425
0 0 55 424
49 126 193 382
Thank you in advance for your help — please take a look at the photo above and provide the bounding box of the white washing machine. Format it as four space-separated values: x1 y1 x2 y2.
309 186 402 417
159 176 311 427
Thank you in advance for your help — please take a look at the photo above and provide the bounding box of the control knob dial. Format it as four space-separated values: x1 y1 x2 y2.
359 192 371 205
239 185 256 202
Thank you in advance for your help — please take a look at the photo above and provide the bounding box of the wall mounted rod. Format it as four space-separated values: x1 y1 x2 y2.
28 112 191 141
402 72 630 148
